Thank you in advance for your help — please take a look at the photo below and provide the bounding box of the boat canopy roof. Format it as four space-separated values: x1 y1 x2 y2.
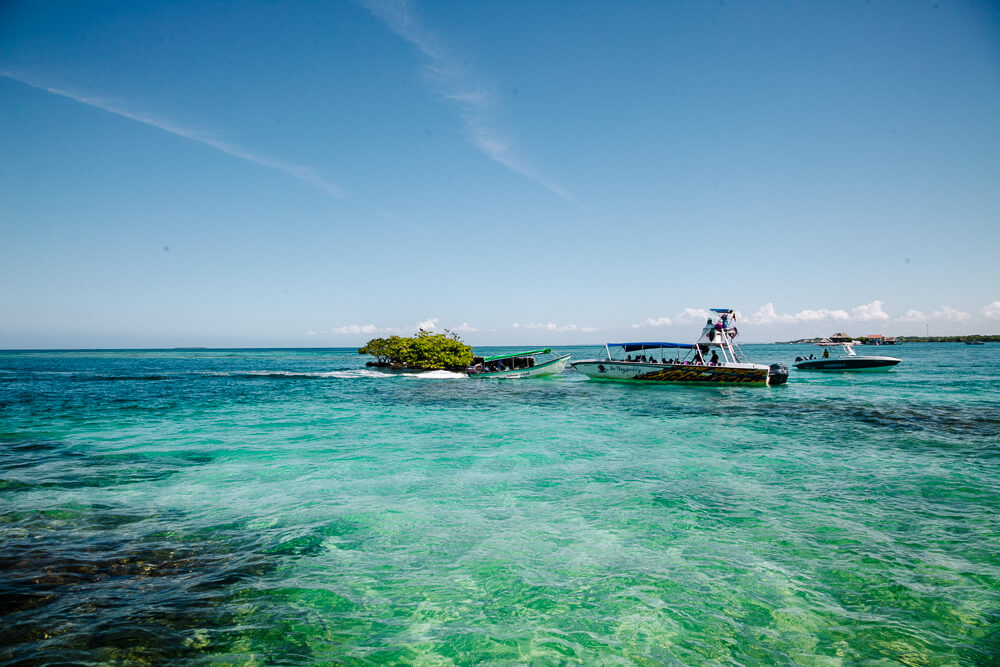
483 348 551 362
710 308 733 314
609 342 694 351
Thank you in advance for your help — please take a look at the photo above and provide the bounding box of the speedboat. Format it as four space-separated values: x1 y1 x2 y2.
794 343 900 371
571 309 789 386
467 348 571 379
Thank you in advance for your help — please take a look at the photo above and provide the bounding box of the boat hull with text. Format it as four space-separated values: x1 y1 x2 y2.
570 310 789 386
571 360 785 385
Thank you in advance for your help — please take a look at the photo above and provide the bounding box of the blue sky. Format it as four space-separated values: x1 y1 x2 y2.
2 0 999 347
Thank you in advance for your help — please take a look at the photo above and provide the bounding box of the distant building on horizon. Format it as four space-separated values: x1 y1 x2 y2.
864 334 897 345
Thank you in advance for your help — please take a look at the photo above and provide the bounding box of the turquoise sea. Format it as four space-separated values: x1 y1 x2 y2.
1 344 998 665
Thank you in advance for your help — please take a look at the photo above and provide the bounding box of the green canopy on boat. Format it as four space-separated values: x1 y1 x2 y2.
482 348 552 362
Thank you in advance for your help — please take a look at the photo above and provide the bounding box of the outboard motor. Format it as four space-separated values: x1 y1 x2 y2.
768 363 790 386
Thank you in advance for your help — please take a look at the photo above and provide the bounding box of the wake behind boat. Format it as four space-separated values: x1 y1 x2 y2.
794 342 900 371
467 348 571 379
571 309 789 386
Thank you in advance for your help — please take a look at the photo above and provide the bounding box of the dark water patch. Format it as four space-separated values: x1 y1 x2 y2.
0 444 216 491
696 394 1000 443
0 440 86 471
0 512 279 665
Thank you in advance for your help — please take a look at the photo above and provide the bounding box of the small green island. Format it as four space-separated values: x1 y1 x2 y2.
359 330 474 371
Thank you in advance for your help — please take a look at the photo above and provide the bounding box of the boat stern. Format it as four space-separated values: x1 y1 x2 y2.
767 363 789 386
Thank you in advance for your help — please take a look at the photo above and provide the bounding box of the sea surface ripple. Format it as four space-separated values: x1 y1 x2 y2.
1 345 998 664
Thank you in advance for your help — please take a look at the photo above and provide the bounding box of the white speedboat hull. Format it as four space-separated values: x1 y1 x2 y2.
794 356 900 372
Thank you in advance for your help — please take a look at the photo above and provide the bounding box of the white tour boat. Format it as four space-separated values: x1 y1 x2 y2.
571 309 789 386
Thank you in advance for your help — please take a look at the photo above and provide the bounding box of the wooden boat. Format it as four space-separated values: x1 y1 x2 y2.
467 348 571 379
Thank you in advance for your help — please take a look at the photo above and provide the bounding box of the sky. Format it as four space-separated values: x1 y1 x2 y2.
1 0 999 348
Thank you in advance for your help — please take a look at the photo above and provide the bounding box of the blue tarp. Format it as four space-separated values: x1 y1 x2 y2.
608 342 694 351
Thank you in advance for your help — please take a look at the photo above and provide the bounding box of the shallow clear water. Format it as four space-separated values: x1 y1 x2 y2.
1 344 998 664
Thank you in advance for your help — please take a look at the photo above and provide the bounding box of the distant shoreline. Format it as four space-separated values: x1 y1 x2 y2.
775 336 998 344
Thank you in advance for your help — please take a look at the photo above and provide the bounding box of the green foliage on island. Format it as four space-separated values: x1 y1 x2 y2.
358 330 474 370
896 335 999 343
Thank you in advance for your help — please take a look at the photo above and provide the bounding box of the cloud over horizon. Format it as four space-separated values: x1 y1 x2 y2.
898 306 971 322
316 317 478 337
741 301 890 326
512 322 597 333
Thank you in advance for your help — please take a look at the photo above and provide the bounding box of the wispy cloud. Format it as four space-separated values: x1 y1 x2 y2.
1 70 346 198
358 0 575 204
983 301 1000 320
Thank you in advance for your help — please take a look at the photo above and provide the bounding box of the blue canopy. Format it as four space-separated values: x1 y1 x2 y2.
710 308 733 314
609 342 694 351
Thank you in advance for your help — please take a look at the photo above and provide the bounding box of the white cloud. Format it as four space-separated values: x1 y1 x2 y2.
851 300 889 321
674 308 707 323
895 305 970 323
359 0 574 203
983 301 1000 319
898 309 927 322
742 303 797 325
329 324 378 335
631 316 672 328
743 301 888 325
321 317 477 337
930 305 969 321
513 322 596 333
795 308 850 321
1 71 345 198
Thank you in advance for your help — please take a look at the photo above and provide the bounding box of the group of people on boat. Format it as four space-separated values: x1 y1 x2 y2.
795 349 832 362
706 315 738 342
624 347 724 366
469 356 536 374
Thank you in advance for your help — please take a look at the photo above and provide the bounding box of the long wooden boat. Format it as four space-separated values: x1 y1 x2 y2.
467 348 571 379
